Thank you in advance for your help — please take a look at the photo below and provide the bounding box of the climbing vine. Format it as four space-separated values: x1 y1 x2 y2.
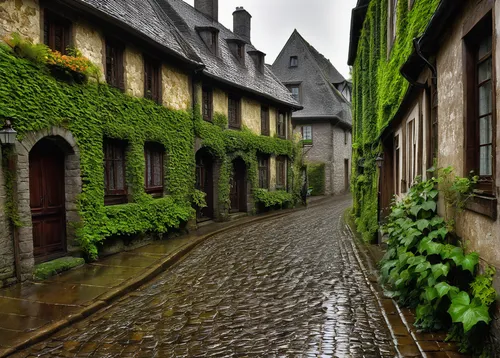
351 0 440 241
1 38 301 259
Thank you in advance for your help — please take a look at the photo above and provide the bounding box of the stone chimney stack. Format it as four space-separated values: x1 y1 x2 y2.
194 0 218 21
233 7 252 43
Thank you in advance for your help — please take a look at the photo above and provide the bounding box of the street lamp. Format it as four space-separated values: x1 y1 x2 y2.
375 154 384 168
0 119 17 145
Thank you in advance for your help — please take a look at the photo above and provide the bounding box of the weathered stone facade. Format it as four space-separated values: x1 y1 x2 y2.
124 46 145 98
0 147 15 288
74 20 105 81
162 63 192 111
0 0 40 43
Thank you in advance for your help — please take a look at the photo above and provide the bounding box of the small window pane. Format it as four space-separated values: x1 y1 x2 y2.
480 115 493 145
302 126 312 140
478 58 492 83
153 152 162 186
480 145 492 176
479 81 492 116
116 159 124 189
478 35 492 59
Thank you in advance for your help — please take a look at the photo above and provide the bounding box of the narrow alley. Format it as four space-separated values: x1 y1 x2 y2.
13 197 396 357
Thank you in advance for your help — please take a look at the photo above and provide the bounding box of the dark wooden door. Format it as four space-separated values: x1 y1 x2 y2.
29 139 66 261
230 158 246 212
344 159 349 192
195 151 214 221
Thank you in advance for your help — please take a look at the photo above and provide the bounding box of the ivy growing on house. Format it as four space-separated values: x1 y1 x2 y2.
351 0 440 241
1 37 302 259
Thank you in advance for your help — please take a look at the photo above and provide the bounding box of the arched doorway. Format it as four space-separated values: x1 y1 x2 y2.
230 157 247 213
195 148 214 221
29 138 66 261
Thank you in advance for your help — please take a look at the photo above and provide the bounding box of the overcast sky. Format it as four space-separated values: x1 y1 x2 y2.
183 0 357 79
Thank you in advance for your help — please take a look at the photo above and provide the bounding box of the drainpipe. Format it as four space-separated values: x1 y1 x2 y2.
400 38 437 89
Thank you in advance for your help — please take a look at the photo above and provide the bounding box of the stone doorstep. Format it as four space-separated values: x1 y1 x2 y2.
346 223 471 358
0 203 307 357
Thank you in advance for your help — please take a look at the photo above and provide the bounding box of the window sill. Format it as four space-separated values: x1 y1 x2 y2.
464 195 497 220
229 125 241 130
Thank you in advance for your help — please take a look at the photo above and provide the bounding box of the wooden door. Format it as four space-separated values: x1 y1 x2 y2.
344 159 349 192
195 151 214 220
29 139 66 261
230 158 246 212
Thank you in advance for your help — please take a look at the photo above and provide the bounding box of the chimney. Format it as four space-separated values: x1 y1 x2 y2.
233 7 251 43
194 0 218 21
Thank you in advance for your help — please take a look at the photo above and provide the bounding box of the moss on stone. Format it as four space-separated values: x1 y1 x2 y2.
33 257 85 281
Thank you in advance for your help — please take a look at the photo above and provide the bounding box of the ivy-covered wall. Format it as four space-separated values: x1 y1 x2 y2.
307 162 325 196
351 0 439 241
0 44 301 264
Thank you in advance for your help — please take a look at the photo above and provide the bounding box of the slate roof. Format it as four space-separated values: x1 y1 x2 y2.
271 30 352 126
68 0 300 109
71 0 202 65
153 0 301 108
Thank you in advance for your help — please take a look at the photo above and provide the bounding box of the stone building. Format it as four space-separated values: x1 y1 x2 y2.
0 0 300 287
349 0 500 352
272 30 352 196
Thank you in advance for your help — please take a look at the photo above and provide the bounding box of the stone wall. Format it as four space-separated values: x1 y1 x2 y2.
74 20 105 81
162 63 191 111
124 46 144 98
0 0 40 43
0 147 15 288
213 88 228 115
241 98 260 134
294 120 351 195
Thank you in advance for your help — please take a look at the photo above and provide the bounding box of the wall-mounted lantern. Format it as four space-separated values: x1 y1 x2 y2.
0 119 17 145
375 154 384 169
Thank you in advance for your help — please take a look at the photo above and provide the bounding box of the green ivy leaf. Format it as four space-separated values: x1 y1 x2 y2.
428 189 439 199
414 261 431 273
418 237 443 255
434 282 459 298
459 253 479 274
423 286 439 302
421 200 437 212
381 260 397 277
431 263 450 279
416 219 430 232
441 245 464 261
448 292 491 332
410 205 422 217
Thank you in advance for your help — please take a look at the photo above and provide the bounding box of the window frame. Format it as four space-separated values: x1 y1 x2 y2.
202 86 213 122
287 85 300 102
276 156 287 189
144 56 162 104
258 155 270 189
144 142 165 197
387 0 398 54
261 106 270 136
228 95 241 129
301 125 312 145
105 37 125 91
289 56 298 67
104 139 128 206
43 9 72 54
276 110 287 139
464 12 495 196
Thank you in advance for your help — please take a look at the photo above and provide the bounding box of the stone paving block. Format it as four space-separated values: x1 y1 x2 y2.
91 253 158 268
0 313 49 332
44 265 143 287
0 297 78 320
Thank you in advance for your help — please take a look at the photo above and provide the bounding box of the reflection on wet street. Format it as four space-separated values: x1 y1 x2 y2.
14 196 396 357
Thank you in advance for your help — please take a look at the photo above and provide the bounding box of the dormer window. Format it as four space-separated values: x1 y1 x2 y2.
227 39 246 66
248 50 266 73
289 56 298 67
196 26 219 55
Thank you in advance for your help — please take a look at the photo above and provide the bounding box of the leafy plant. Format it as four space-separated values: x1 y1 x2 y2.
380 175 496 352
192 189 207 209
3 32 49 65
253 188 294 208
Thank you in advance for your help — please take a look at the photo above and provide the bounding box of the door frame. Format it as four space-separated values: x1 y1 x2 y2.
13 127 82 279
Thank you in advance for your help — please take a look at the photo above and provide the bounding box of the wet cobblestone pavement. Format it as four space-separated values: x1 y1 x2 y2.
13 197 397 357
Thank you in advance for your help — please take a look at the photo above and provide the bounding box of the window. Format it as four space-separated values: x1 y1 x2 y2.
258 155 269 189
43 9 71 54
406 119 417 187
144 56 161 104
276 156 286 189
394 134 401 195
105 38 124 90
104 139 127 205
202 87 213 122
287 85 300 102
277 110 287 138
289 56 298 67
301 125 312 145
228 96 241 129
261 106 270 136
344 130 348 145
409 0 415 10
144 143 164 196
465 13 495 195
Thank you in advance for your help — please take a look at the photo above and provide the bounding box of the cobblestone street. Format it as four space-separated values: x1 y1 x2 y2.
13 197 397 357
